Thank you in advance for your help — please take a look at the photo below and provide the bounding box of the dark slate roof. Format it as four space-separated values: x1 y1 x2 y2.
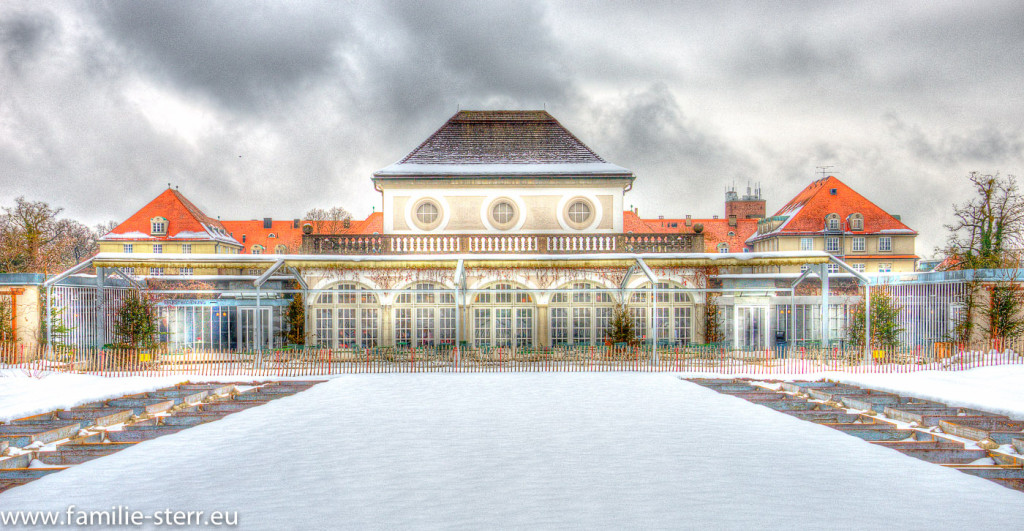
374 111 632 178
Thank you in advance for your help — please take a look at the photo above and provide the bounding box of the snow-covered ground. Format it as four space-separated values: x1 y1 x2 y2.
0 370 191 422
836 365 1024 419
1 373 1022 529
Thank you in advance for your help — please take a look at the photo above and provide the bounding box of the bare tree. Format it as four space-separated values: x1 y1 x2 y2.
0 198 109 273
304 206 353 234
940 173 1024 346
941 172 1024 270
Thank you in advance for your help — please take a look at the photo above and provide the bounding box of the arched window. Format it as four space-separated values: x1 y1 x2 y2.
470 282 535 348
549 282 616 346
251 245 264 254
849 213 864 231
275 244 288 254
311 282 380 348
717 243 729 253
629 282 694 345
394 282 456 347
150 217 168 235
826 213 840 231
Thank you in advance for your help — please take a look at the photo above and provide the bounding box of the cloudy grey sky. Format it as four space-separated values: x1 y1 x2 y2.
2 1 1022 256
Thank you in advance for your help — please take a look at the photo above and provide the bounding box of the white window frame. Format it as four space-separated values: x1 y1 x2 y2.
394 282 455 347
471 283 535 348
852 237 865 252
800 238 813 251
878 263 892 273
879 237 892 252
152 244 163 254
181 244 192 254
123 244 133 253
550 282 615 346
825 237 840 253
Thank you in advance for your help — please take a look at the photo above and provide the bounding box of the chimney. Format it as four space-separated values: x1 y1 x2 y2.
263 218 272 229
728 215 737 227
658 215 664 220
685 215 692 227
293 219 300 228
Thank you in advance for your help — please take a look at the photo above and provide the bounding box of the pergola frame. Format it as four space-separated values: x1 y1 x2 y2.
45 250 864 352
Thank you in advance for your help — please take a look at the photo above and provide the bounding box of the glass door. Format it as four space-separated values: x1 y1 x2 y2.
735 306 768 350
238 307 273 351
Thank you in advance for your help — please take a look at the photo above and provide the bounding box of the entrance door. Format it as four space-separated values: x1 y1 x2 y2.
239 307 273 351
735 306 768 350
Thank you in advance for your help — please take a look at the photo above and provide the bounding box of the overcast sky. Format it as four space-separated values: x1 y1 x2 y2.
2 1 1023 257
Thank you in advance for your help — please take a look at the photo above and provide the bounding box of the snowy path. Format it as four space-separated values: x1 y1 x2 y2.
2 374 1023 529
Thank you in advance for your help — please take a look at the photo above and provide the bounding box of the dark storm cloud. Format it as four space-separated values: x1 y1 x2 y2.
0 7 57 73
92 1 352 112
728 33 859 81
886 114 1024 165
2 0 1024 258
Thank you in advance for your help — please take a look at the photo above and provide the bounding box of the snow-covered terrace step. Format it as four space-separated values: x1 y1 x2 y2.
883 406 1006 427
1014 438 1024 455
0 453 30 470
37 442 139 466
105 397 175 416
891 448 991 464
806 386 888 402
145 389 210 406
13 408 133 430
106 425 187 443
0 422 79 447
938 418 1024 442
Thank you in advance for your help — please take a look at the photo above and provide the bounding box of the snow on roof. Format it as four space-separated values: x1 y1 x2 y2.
374 162 632 177
101 188 241 246
749 176 916 241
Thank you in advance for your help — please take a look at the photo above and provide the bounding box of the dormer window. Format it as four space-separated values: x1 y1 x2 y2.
268 233 277 238
826 213 840 231
849 213 864 231
150 217 168 235
251 245 264 255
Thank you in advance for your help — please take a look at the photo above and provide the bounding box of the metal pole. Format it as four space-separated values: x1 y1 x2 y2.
864 283 872 364
96 267 105 348
46 284 53 355
651 282 658 363
454 286 461 362
820 264 829 347
255 285 262 352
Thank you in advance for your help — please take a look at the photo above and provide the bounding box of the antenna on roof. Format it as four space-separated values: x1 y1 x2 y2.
816 165 837 178
167 182 171 188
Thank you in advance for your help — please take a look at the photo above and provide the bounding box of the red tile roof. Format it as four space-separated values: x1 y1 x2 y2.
101 188 237 245
623 211 757 252
222 213 383 254
753 176 916 240
221 220 304 254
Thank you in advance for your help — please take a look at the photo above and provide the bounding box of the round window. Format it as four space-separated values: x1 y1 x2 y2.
565 199 594 228
486 198 520 230
492 201 515 225
412 198 443 230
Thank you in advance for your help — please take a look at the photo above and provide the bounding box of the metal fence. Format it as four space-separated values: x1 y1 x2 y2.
2 342 1021 377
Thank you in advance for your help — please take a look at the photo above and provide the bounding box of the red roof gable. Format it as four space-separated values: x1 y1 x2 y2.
101 188 237 245
760 176 916 237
